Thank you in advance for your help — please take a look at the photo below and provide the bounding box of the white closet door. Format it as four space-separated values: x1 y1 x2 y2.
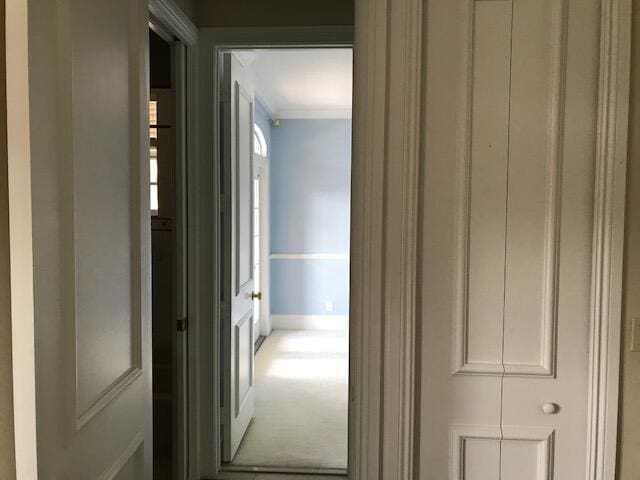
420 0 601 478
500 0 600 478
420 1 508 477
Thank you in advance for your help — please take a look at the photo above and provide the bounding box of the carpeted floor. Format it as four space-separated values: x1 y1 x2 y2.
231 329 348 469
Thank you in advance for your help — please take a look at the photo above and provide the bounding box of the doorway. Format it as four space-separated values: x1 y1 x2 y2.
219 48 353 474
148 14 194 479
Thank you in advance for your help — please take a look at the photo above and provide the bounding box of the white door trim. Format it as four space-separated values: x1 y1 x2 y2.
6 1 38 478
586 0 631 478
147 2 199 480
351 0 423 477
195 26 354 478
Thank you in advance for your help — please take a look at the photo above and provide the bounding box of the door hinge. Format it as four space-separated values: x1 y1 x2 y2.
177 316 188 332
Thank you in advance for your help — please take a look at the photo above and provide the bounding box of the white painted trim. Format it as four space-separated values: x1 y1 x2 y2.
350 0 423 477
184 37 202 480
173 42 190 480
6 0 38 477
586 0 631 478
148 0 197 46
275 108 352 120
145 3 200 478
271 315 349 331
270 253 349 260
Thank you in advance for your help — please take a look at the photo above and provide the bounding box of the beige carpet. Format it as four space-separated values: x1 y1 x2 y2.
231 329 348 469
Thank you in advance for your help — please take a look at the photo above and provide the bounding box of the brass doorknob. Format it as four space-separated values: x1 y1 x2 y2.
250 291 262 300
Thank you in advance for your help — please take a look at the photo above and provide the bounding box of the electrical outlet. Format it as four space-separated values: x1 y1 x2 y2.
632 317 640 352
325 300 334 313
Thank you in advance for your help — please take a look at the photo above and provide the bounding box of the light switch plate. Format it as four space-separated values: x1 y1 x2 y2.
631 317 640 352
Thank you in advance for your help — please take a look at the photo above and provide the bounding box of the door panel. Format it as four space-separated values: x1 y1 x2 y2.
420 0 505 477
222 52 256 462
502 0 600 477
236 312 254 414
501 0 564 376
29 0 151 477
421 0 600 478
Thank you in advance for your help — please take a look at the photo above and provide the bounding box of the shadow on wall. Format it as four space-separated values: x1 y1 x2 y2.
197 0 354 28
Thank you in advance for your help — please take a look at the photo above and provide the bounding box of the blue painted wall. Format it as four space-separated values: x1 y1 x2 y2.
270 119 352 316
270 259 349 316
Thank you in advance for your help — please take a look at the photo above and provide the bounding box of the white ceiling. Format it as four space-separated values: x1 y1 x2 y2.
235 49 353 119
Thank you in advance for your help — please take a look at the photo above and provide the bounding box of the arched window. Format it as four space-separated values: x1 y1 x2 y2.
254 124 268 157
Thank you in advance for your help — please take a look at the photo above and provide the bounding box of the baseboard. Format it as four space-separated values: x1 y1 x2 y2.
270 315 348 331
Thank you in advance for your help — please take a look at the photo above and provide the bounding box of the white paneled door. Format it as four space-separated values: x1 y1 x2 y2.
221 53 257 462
421 0 601 478
28 0 152 478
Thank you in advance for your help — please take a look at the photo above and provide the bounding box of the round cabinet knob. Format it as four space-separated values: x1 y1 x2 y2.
542 403 560 415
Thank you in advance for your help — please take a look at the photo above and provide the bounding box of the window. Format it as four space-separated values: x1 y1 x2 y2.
149 100 159 215
254 124 268 157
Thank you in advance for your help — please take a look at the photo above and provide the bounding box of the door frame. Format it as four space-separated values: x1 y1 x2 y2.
148 1 198 479
194 27 353 478
584 1 631 477
6 1 38 477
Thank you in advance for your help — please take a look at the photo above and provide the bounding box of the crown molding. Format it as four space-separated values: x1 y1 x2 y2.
149 0 198 46
276 108 352 119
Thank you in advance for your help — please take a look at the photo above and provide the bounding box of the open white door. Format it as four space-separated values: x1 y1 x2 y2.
18 0 152 477
221 52 256 462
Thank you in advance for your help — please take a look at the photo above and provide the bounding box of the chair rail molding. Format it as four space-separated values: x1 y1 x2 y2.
351 0 423 478
586 0 631 478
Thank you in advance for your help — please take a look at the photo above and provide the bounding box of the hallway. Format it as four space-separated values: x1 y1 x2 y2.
231 330 348 470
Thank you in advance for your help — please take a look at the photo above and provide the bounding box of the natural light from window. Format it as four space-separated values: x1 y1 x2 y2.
149 100 159 215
